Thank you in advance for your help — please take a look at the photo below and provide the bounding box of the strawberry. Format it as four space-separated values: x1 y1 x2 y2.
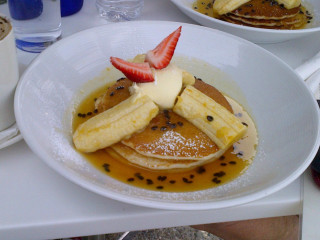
110 57 154 83
145 26 182 69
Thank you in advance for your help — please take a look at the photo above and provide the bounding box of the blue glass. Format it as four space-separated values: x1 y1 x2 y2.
8 0 43 20
8 0 61 53
15 39 53 53
61 0 83 17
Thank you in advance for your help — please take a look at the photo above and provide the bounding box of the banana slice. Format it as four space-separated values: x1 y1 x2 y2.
131 54 146 63
173 85 247 150
213 0 251 15
73 93 159 152
182 71 195 86
277 0 301 9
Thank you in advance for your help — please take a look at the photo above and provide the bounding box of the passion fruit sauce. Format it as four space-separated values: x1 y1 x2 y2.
73 82 258 192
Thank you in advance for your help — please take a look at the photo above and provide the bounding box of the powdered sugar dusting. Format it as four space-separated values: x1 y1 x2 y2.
135 130 216 158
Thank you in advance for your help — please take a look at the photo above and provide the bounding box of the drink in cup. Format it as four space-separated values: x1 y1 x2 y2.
0 15 19 131
8 0 62 53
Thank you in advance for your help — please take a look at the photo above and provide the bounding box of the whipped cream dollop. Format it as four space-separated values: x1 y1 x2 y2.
130 64 183 109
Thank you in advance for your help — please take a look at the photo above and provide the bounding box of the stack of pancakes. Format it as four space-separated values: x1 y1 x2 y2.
95 78 233 170
217 0 309 29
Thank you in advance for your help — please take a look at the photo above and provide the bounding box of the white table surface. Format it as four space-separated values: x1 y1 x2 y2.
1 0 320 239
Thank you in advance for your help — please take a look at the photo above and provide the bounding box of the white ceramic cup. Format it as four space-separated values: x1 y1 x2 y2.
0 15 19 131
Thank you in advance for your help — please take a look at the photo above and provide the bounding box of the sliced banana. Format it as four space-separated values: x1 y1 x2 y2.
131 54 146 63
213 0 251 15
73 93 159 152
182 71 195 86
277 0 301 9
173 85 247 150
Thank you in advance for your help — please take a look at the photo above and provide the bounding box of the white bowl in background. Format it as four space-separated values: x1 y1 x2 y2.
170 0 320 43
14 21 320 210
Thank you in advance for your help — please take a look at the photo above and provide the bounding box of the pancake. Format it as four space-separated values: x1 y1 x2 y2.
109 143 223 170
227 13 301 26
221 14 304 29
230 0 300 20
95 77 233 160
222 14 304 29
122 110 220 160
95 77 132 113
218 0 310 30
193 79 232 113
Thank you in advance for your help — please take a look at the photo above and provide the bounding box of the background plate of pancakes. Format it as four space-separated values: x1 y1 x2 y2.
171 0 320 43
15 21 320 210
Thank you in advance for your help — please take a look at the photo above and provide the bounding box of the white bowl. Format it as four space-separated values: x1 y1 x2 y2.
171 0 320 43
15 21 320 210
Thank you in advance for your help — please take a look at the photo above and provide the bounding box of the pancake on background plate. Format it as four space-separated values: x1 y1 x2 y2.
193 0 313 30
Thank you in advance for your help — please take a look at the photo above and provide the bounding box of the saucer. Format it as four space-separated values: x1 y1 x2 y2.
0 123 23 150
